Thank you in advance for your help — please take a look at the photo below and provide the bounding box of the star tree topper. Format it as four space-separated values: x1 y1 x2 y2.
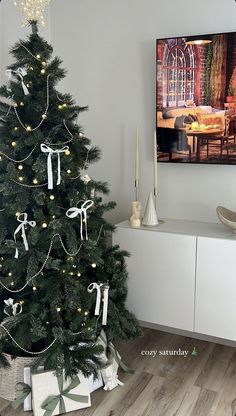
13 0 51 27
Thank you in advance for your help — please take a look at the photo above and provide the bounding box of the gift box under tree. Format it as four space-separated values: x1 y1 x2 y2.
31 370 91 416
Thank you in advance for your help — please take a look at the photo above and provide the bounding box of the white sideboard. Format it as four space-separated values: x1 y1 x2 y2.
113 219 236 342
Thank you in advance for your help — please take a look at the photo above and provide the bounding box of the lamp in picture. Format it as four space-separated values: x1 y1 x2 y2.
186 35 212 45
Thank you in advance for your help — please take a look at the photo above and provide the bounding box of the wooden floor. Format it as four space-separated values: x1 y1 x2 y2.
1 328 236 416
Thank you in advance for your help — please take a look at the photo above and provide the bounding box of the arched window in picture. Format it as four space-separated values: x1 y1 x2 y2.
163 38 196 108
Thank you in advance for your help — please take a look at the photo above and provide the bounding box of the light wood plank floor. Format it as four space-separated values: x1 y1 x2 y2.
1 328 236 416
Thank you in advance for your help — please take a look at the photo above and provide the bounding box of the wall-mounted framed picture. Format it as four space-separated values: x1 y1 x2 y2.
156 31 236 164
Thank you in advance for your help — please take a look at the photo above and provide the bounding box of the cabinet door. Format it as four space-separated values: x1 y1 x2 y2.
195 237 236 341
113 227 196 331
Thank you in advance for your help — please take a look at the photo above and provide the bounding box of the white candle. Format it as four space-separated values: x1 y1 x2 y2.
135 127 140 188
154 130 158 195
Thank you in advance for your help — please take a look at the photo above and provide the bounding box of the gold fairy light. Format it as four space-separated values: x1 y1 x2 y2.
13 0 51 28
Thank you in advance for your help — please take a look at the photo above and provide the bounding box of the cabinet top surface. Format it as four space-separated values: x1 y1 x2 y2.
116 219 236 240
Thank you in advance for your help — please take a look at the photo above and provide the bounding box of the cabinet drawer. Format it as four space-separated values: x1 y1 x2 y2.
195 237 236 341
113 227 196 331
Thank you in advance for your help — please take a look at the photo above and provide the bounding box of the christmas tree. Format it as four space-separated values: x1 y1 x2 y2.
0 20 140 379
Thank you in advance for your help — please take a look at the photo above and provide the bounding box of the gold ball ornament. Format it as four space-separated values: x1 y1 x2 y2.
12 141 16 147
33 286 37 291
77 272 81 277
26 126 32 132
33 178 38 184
56 307 61 312
65 149 70 156
49 195 55 200
18 176 24 182
41 69 46 75
91 263 97 268
18 165 23 170
42 222 48 228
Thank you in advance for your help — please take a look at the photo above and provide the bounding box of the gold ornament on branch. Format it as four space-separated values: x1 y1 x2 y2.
13 0 51 28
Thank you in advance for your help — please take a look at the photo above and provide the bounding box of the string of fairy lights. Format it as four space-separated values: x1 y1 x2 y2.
12 0 51 28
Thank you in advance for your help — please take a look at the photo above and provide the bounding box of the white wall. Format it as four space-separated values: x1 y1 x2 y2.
2 0 236 224
49 0 236 224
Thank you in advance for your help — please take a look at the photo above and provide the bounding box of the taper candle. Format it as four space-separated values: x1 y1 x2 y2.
135 127 140 198
154 130 158 196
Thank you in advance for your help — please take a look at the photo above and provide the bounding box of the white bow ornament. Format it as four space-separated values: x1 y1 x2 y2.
5 67 30 95
87 282 110 325
81 174 91 184
4 298 22 317
14 213 36 259
66 200 94 240
41 144 69 190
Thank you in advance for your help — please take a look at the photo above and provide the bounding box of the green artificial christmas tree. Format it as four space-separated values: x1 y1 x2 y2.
0 20 140 380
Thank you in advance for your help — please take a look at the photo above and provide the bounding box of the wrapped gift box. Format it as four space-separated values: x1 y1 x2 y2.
31 370 91 416
88 371 103 393
96 329 124 391
24 366 44 411
101 359 124 391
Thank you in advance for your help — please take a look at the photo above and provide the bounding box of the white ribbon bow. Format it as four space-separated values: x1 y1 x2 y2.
5 67 30 95
87 282 110 325
4 298 22 317
66 200 94 240
14 213 36 259
41 144 69 190
81 174 91 184
103 369 124 391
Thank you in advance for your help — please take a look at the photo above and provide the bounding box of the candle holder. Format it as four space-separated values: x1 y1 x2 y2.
154 188 158 210
130 201 142 228
142 192 158 227
135 180 139 202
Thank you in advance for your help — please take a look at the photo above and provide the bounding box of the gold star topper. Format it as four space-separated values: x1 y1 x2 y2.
13 0 51 28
